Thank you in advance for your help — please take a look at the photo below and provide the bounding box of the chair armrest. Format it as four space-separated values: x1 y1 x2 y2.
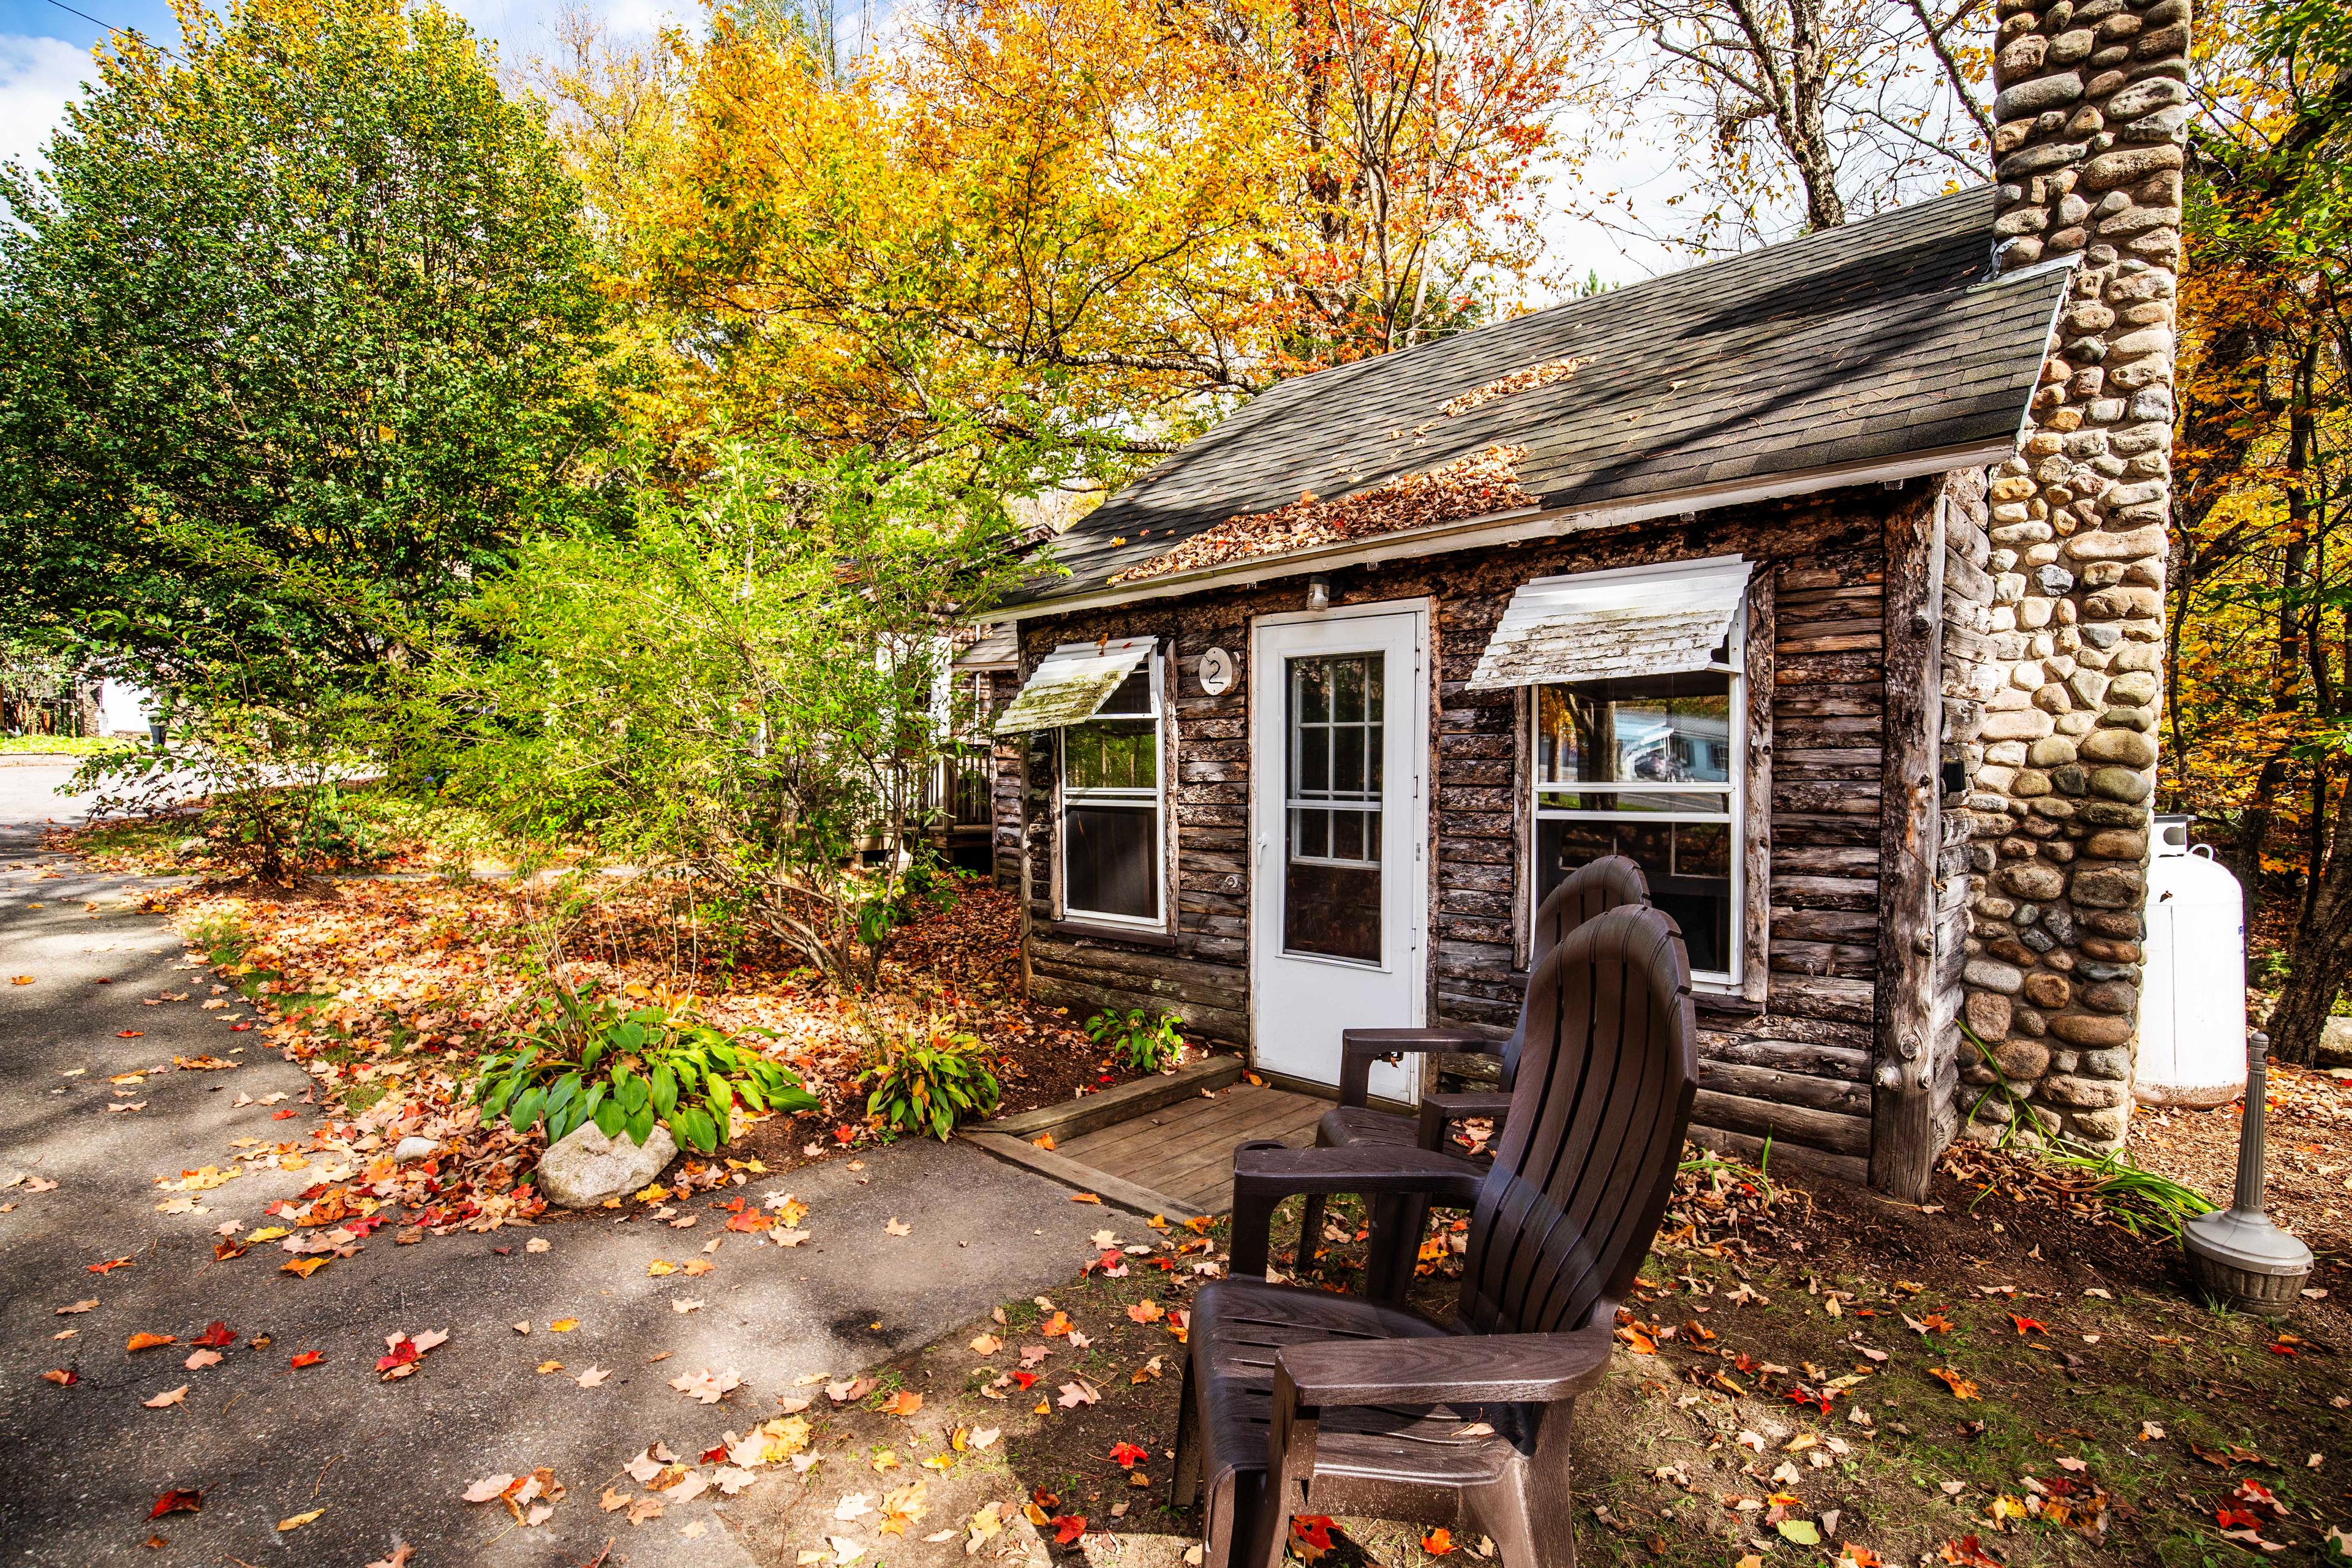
1275 1321 1614 1407
1415 1090 1513 1152
1338 1028 1502 1107
1229 1146 1487 1279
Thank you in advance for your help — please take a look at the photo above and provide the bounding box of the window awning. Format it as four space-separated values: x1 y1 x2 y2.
993 636 1156 734
1466 556 1754 690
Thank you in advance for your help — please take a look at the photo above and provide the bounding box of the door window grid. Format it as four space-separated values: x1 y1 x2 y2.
1528 616 1744 984
1059 654 1164 927
1287 655 1384 869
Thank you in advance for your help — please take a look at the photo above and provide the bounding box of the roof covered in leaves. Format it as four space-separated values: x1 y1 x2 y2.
1001 187 2067 611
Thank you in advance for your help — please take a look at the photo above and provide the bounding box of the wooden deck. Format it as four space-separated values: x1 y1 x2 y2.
1054 1083 1329 1215
962 1063 1332 1219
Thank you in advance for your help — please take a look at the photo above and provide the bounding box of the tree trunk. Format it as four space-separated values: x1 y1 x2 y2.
2266 761 2352 1066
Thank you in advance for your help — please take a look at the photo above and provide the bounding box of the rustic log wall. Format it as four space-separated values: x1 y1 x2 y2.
1009 483 1946 1182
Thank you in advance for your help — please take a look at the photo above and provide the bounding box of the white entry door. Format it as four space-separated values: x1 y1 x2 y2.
1250 605 1428 1102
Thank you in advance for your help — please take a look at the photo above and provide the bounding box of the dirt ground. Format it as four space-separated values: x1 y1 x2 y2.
753 1107 2349 1568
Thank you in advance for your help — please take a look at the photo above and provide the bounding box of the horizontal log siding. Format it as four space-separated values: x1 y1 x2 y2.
1014 487 1907 1173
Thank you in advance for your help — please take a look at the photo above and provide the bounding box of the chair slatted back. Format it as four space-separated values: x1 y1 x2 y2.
1456 904 1695 1336
1494 857 1651 1089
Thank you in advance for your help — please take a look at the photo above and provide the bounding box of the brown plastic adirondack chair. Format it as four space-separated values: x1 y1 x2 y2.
1296 856 1651 1292
1173 903 1696 1568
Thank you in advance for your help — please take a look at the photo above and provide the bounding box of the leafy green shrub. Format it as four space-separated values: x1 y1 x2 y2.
473 984 818 1153
863 1029 1000 1140
1085 1007 1185 1073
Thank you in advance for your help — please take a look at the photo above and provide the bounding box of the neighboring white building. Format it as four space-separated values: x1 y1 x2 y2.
97 680 162 737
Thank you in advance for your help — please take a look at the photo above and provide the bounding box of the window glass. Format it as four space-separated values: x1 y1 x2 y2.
1286 654 1384 962
1064 719 1157 793
1066 804 1159 921
1530 648 1741 981
1061 657 1163 925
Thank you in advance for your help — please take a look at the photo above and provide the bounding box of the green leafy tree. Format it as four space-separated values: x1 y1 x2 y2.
0 0 611 692
428 439 1031 986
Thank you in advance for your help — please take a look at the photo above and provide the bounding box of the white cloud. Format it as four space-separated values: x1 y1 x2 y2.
0 33 95 181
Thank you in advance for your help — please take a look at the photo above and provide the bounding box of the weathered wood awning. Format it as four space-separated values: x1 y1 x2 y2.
1466 556 1753 690
993 636 1155 733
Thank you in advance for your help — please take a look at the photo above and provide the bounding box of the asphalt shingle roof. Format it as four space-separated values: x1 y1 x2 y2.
1002 186 2066 611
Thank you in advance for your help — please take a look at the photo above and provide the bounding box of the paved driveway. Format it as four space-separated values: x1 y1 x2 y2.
0 766 1109 1566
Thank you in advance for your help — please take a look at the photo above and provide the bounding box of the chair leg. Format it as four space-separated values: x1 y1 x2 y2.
1171 1355 1202 1509
1256 1453 1313 1568
1472 1472 1566 1568
1298 1126 1335 1271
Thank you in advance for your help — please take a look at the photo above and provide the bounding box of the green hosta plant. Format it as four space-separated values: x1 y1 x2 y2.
863 1029 1000 1141
475 986 817 1153
1085 1007 1185 1073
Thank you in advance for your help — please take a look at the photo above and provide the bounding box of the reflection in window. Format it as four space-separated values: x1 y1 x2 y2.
1531 660 1742 980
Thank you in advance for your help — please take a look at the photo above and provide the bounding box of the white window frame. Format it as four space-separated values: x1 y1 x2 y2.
1528 601 1746 989
1057 649 1167 930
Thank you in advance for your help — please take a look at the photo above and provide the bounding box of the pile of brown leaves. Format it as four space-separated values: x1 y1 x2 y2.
1436 356 1586 418
1654 1150 1816 1261
1108 444 1536 584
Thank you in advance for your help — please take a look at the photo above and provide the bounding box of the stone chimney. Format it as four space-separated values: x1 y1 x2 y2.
1957 0 2190 1147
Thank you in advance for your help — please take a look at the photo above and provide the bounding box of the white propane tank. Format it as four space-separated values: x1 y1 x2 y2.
2135 813 2248 1107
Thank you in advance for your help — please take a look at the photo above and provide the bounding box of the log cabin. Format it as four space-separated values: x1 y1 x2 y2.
974 0 2190 1201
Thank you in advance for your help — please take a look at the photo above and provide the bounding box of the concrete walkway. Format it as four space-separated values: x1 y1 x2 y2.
0 763 1114 1566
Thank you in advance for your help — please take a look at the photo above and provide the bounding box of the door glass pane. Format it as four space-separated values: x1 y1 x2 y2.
1536 818 1730 974
1067 804 1158 919
1286 653 1383 962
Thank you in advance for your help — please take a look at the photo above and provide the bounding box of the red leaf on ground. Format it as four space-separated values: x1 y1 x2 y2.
116 1030 144 1038
87 1257 134 1274
192 1322 236 1349
148 1490 202 1519
1108 1442 1148 1468
1010 1370 1039 1390
42 1368 77 1385
1291 1516 1336 1554
289 1351 323 1368
2007 1315 2046 1335
1052 1516 1087 1545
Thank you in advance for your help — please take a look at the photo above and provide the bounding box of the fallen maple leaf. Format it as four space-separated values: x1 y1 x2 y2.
670 1366 744 1404
1057 1380 1099 1408
884 1217 911 1237
126 1333 175 1352
1054 1515 1087 1545
2008 1314 2046 1336
969 1333 1003 1356
192 1321 236 1348
1423 1528 1453 1555
462 1474 516 1504
148 1489 202 1519
56 1299 97 1314
549 1317 579 1332
143 1385 189 1408
1927 1366 1979 1400
879 1389 924 1416
1109 1442 1148 1468
42 1368 77 1385
289 1351 323 1368
576 1365 611 1388
278 1508 323 1532
87 1257 134 1274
